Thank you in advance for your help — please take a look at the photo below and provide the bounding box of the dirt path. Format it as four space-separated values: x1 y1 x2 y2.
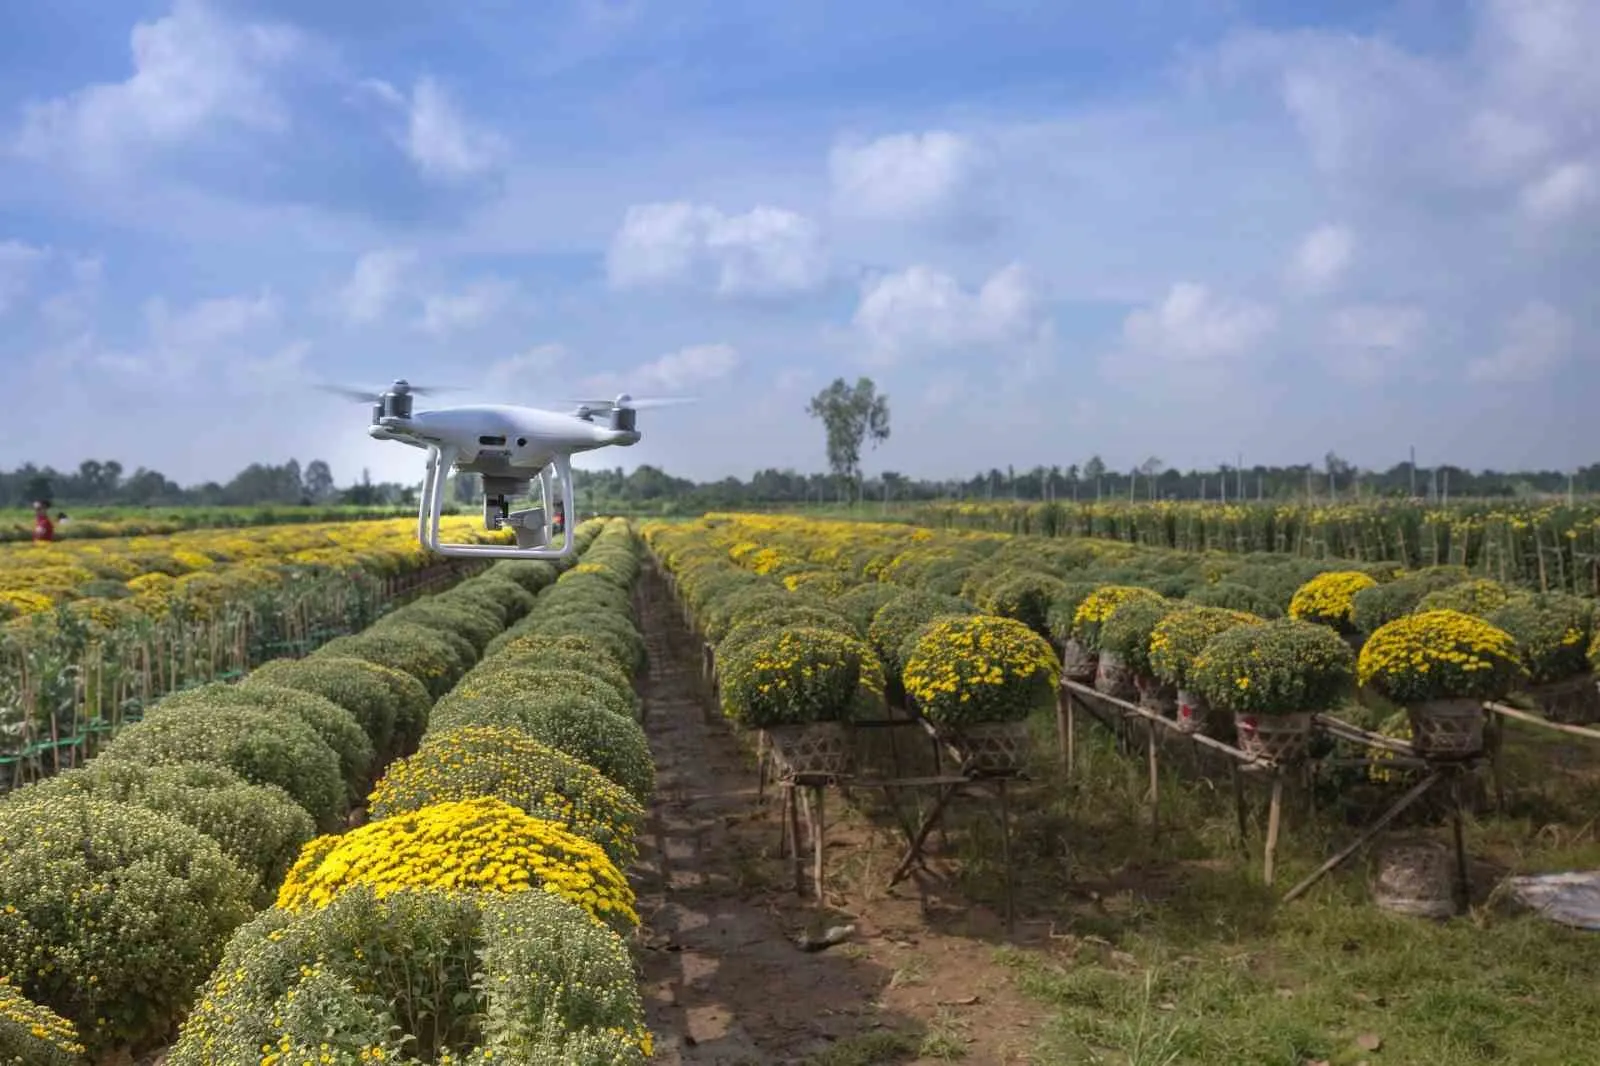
633 567 1050 1065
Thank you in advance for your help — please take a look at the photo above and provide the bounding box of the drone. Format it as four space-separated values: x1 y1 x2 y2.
323 380 690 560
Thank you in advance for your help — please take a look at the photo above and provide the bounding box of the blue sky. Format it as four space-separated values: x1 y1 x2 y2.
0 0 1595 487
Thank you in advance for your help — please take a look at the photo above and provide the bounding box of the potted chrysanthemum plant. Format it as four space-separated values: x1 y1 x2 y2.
1191 618 1356 764
1072 585 1165 701
902 614 1060 774
1147 607 1265 735
1487 593 1596 724
1098 596 1179 715
1357 609 1526 759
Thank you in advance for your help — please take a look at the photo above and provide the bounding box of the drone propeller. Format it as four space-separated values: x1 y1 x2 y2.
564 394 696 412
316 380 467 403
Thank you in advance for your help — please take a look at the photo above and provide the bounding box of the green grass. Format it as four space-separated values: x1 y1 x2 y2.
956 714 1600 1066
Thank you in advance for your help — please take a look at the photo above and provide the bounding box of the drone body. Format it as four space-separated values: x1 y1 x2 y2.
342 380 681 560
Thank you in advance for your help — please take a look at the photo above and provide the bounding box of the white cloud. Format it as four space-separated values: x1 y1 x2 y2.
1118 282 1277 365
852 262 1051 365
0 241 47 314
1467 301 1574 383
1324 303 1430 382
605 202 829 298
1287 224 1354 295
338 249 418 325
576 343 740 402
829 130 983 222
142 289 281 378
482 344 566 396
360 76 507 182
416 278 514 337
1519 160 1598 224
12 0 302 173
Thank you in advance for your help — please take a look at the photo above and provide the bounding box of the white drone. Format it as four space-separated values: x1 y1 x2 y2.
323 380 690 560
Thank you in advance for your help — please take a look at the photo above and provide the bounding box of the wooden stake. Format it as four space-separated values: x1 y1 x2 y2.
1264 773 1284 885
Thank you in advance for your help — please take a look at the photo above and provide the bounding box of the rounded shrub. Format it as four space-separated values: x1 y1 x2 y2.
247 654 412 759
718 626 883 729
315 623 470 698
162 681 374 799
1148 607 1265 691
277 796 636 934
702 584 795 643
1349 567 1469 634
475 643 635 706
1286 570 1377 634
0 979 86 1066
491 558 561 594
835 583 904 638
5 760 314 905
376 599 502 654
1098 596 1179 678
1417 578 1514 618
447 664 637 721
1071 585 1166 652
867 590 976 678
1184 580 1283 618
169 886 650 1066
903 614 1059 726
1190 617 1356 716
506 613 646 675
427 692 655 804
1487 593 1594 686
101 702 345 829
369 726 645 867
978 571 1070 640
1357 610 1525 704
0 795 256 1055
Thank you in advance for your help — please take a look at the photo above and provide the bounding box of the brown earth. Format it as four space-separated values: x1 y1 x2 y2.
633 567 1055 1066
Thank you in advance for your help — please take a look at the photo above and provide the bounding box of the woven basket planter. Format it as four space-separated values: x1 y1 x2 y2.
1060 639 1098 684
1372 838 1460 919
1135 676 1177 718
1234 711 1314 764
1531 674 1600 725
1093 650 1138 701
1406 698 1485 760
941 719 1032 775
764 722 854 777
1174 689 1210 735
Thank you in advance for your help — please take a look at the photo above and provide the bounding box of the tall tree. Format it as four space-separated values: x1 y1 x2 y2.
805 377 891 502
1084 455 1106 500
304 460 336 502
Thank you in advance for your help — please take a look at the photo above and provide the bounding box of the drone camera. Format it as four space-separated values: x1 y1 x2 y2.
611 407 637 433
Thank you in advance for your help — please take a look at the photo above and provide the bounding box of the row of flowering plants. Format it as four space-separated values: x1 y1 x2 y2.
0 517 660 1063
645 515 1597 773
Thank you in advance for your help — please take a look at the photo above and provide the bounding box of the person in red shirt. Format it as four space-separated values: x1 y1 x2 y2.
32 500 55 543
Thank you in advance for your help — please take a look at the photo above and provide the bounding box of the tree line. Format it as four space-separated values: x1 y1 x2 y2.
6 374 1598 512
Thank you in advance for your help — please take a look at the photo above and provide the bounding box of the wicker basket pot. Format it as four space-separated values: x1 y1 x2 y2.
946 719 1032 774
1406 698 1485 760
1174 689 1209 735
765 722 854 777
1060 639 1098 684
1372 838 1460 919
1234 711 1313 764
1094 650 1138 701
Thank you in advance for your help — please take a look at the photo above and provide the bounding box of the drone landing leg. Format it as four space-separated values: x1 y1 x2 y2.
417 449 580 561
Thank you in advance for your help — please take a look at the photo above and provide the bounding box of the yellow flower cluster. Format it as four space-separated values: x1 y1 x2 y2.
1287 570 1378 631
1356 609 1526 703
1070 585 1165 651
1147 607 1264 690
0 516 507 627
278 779 637 934
902 614 1060 726
0 975 86 1065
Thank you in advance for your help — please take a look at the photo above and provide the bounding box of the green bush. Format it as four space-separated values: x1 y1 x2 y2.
162 681 374 799
471 641 636 708
503 613 646 674
1098 596 1178 677
426 693 655 804
718 626 882 729
316 623 471 698
902 614 1059 726
376 599 503 654
1045 581 1103 643
492 559 560 595
834 583 904 638
1184 581 1283 618
446 665 637 721
1417 578 1514 618
168 886 649 1066
867 591 975 678
247 655 405 758
0 795 256 1055
1487 592 1595 686
101 703 346 830
369 726 645 868
1349 567 1468 634
1190 618 1355 716
4 761 314 905
976 571 1069 640
0 979 86 1066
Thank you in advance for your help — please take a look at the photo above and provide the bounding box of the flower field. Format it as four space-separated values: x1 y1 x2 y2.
0 504 422 543
0 516 660 1064
0 517 518 789
644 512 1598 767
900 498 1600 595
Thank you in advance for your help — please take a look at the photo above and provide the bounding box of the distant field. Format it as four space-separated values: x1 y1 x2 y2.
0 503 455 542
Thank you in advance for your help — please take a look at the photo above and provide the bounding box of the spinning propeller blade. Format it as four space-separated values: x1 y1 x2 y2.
315 381 467 402
563 395 697 411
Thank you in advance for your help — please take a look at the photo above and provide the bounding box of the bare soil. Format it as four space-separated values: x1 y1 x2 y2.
633 569 1052 1065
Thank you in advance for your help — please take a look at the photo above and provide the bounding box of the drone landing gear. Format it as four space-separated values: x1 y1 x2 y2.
418 448 577 560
